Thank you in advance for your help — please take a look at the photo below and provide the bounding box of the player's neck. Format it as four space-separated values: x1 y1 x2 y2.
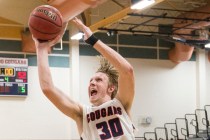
92 96 111 106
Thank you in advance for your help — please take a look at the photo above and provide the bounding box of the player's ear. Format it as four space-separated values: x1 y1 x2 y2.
108 85 115 93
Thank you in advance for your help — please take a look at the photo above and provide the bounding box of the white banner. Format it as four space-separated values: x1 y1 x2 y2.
0 58 28 67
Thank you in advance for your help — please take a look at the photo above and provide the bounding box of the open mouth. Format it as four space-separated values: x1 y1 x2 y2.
90 89 97 96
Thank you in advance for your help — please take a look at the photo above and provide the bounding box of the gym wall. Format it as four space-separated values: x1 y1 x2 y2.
0 30 208 139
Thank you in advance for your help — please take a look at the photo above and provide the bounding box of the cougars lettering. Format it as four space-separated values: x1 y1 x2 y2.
87 106 122 123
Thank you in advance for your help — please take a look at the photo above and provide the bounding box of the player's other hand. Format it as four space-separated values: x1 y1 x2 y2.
72 17 93 40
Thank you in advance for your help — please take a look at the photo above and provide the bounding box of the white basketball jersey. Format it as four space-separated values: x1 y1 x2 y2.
81 98 135 140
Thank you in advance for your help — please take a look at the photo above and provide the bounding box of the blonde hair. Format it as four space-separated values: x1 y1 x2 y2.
96 56 119 99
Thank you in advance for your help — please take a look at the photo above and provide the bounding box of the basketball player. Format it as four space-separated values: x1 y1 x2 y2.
34 17 135 139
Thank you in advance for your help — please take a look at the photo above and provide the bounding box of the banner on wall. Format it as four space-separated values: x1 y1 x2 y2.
0 58 28 96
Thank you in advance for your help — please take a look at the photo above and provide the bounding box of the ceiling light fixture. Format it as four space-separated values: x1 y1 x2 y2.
70 32 84 40
106 30 117 36
107 31 111 36
131 0 155 10
205 43 210 49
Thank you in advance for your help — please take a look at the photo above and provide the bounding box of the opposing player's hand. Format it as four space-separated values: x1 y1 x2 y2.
72 17 93 40
60 21 68 39
90 0 107 8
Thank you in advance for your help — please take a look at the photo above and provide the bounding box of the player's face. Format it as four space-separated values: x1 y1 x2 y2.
88 72 111 106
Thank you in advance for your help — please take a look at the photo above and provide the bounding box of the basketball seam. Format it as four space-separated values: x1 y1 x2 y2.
31 14 62 27
29 23 61 34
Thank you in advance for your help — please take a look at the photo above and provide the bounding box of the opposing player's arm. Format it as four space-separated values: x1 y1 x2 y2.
35 38 83 121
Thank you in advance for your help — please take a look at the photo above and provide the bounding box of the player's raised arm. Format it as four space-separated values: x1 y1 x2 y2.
34 36 83 128
49 0 107 22
72 17 135 114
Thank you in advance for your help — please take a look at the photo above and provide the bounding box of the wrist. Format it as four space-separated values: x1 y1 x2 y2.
85 34 99 46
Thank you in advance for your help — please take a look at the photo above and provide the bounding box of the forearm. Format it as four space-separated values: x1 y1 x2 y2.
93 40 134 75
72 17 133 74
49 0 106 22
36 47 54 92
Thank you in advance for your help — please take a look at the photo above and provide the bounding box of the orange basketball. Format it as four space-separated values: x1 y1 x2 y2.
28 5 63 41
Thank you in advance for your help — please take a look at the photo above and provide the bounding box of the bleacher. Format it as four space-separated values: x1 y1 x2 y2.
135 105 210 140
